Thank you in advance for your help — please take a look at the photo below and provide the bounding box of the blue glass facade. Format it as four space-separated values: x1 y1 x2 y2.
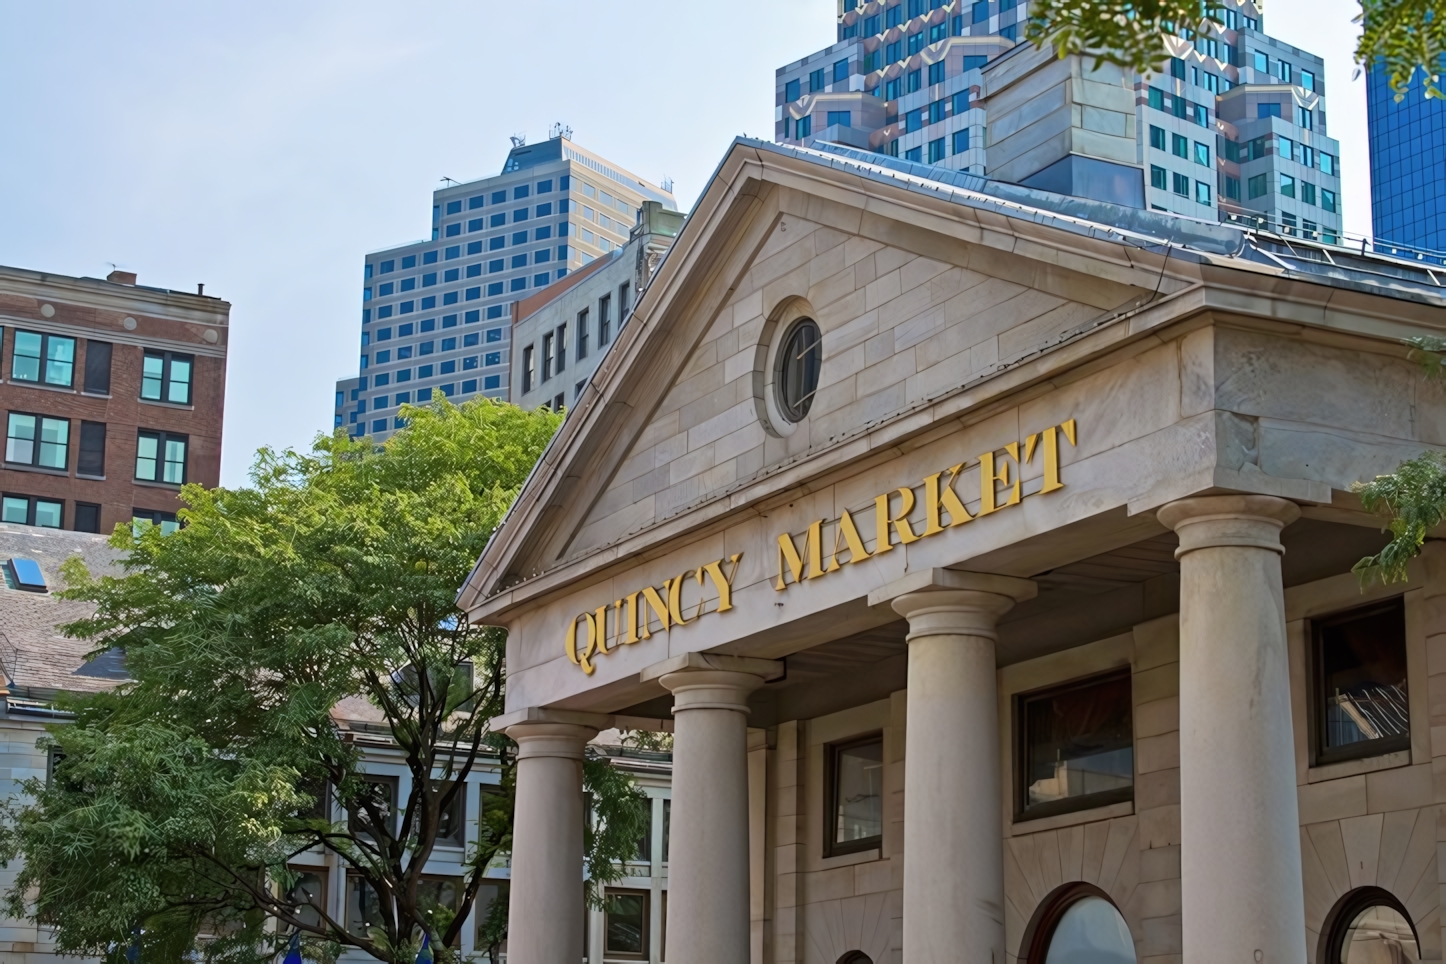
1367 65 1446 250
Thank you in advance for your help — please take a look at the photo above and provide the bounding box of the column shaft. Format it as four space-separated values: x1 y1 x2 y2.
890 574 1034 964
660 668 765 964
1159 494 1305 964
504 721 596 964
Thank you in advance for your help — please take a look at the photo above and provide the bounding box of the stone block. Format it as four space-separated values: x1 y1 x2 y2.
1366 762 1433 813
1298 776 1369 824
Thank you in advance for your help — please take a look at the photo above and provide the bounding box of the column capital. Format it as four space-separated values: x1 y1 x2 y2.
504 721 600 761
1157 494 1300 558
878 570 1037 641
642 653 783 715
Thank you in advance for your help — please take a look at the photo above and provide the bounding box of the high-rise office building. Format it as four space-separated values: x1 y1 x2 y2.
334 134 675 440
776 0 1342 242
1367 65 1446 252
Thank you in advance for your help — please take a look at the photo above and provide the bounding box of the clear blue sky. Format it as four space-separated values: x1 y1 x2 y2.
0 0 1368 487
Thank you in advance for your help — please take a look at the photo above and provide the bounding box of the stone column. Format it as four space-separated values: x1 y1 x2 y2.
645 655 781 964
881 570 1036 964
503 719 598 964
1157 494 1304 964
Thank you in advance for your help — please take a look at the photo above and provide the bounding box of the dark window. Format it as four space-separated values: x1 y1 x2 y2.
135 430 187 485
77 421 106 477
785 78 801 102
542 333 554 381
346 774 398 838
555 325 567 372
619 282 631 322
1311 599 1409 765
599 294 612 346
434 783 467 847
826 734 883 856
11 331 75 387
1016 670 1133 820
83 341 112 394
141 351 193 405
604 890 649 960
522 345 535 393
345 875 385 937
73 502 101 533
577 308 590 359
287 871 327 929
775 318 822 422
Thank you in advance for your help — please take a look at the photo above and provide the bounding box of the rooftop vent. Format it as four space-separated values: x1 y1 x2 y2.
6 558 47 593
106 270 137 286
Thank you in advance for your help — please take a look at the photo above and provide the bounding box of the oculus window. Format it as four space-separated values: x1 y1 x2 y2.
1322 887 1419 963
776 318 822 423
604 889 649 960
141 350 193 405
11 331 75 387
1311 599 1409 765
1017 671 1133 820
827 734 883 856
1025 886 1136 964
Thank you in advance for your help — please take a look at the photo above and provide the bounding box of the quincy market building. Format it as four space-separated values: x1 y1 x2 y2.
460 138 1446 964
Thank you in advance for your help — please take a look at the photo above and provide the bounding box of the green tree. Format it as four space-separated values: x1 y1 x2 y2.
1026 0 1446 101
0 398 650 964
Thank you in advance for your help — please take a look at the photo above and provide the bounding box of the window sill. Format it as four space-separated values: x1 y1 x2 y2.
818 847 881 869
5 380 77 395
80 391 112 399
138 398 194 411
1307 748 1411 784
2 463 69 477
76 474 105 482
1010 799 1135 837
132 479 184 491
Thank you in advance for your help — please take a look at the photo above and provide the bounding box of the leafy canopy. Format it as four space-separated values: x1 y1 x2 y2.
0 398 649 964
1025 0 1446 101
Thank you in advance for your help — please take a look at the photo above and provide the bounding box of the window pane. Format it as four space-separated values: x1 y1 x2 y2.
833 739 883 845
604 892 647 955
168 357 192 403
141 354 164 400
345 876 384 937
1339 903 1419 962
1045 896 1136 964
288 872 325 928
163 438 187 484
1023 673 1133 816
136 434 159 480
38 418 68 469
45 336 75 386
12 332 41 381
1316 602 1408 756
34 499 62 528
6 413 36 464
2 496 29 524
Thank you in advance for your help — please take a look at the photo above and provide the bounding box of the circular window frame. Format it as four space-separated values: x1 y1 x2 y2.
1019 882 1130 964
774 317 822 424
752 299 823 439
1319 886 1420 964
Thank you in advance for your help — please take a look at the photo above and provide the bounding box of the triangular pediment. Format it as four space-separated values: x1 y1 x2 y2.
460 140 1193 616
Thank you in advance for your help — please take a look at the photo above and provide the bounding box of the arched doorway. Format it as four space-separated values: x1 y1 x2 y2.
1020 882 1137 964
836 953 872 964
1320 887 1420 962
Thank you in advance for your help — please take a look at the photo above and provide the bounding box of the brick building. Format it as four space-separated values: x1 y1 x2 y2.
0 265 228 536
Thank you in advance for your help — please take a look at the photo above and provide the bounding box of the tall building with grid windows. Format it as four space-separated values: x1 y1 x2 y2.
776 0 1342 243
334 134 675 441
1367 64 1446 253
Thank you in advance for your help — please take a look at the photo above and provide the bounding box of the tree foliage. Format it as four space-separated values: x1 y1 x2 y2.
1025 0 1446 101
0 398 649 963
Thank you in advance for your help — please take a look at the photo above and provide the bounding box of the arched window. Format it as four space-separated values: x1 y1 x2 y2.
1321 887 1420 963
775 318 821 422
837 953 873 964
1020 882 1136 964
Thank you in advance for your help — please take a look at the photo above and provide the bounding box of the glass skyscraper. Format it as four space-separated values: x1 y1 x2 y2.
1367 64 1446 252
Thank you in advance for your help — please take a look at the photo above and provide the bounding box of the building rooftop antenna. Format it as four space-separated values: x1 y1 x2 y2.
549 122 573 140
509 133 527 148
440 176 458 187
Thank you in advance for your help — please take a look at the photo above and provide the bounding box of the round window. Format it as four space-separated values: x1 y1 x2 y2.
775 318 821 422
1323 889 1420 963
1043 896 1136 964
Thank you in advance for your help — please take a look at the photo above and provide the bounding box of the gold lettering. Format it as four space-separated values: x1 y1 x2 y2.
565 613 596 675
922 462 973 535
826 508 871 570
621 592 641 645
874 487 921 553
668 571 693 626
693 566 709 619
638 585 671 638
979 442 1021 515
775 521 825 590
700 556 738 612
596 604 613 653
